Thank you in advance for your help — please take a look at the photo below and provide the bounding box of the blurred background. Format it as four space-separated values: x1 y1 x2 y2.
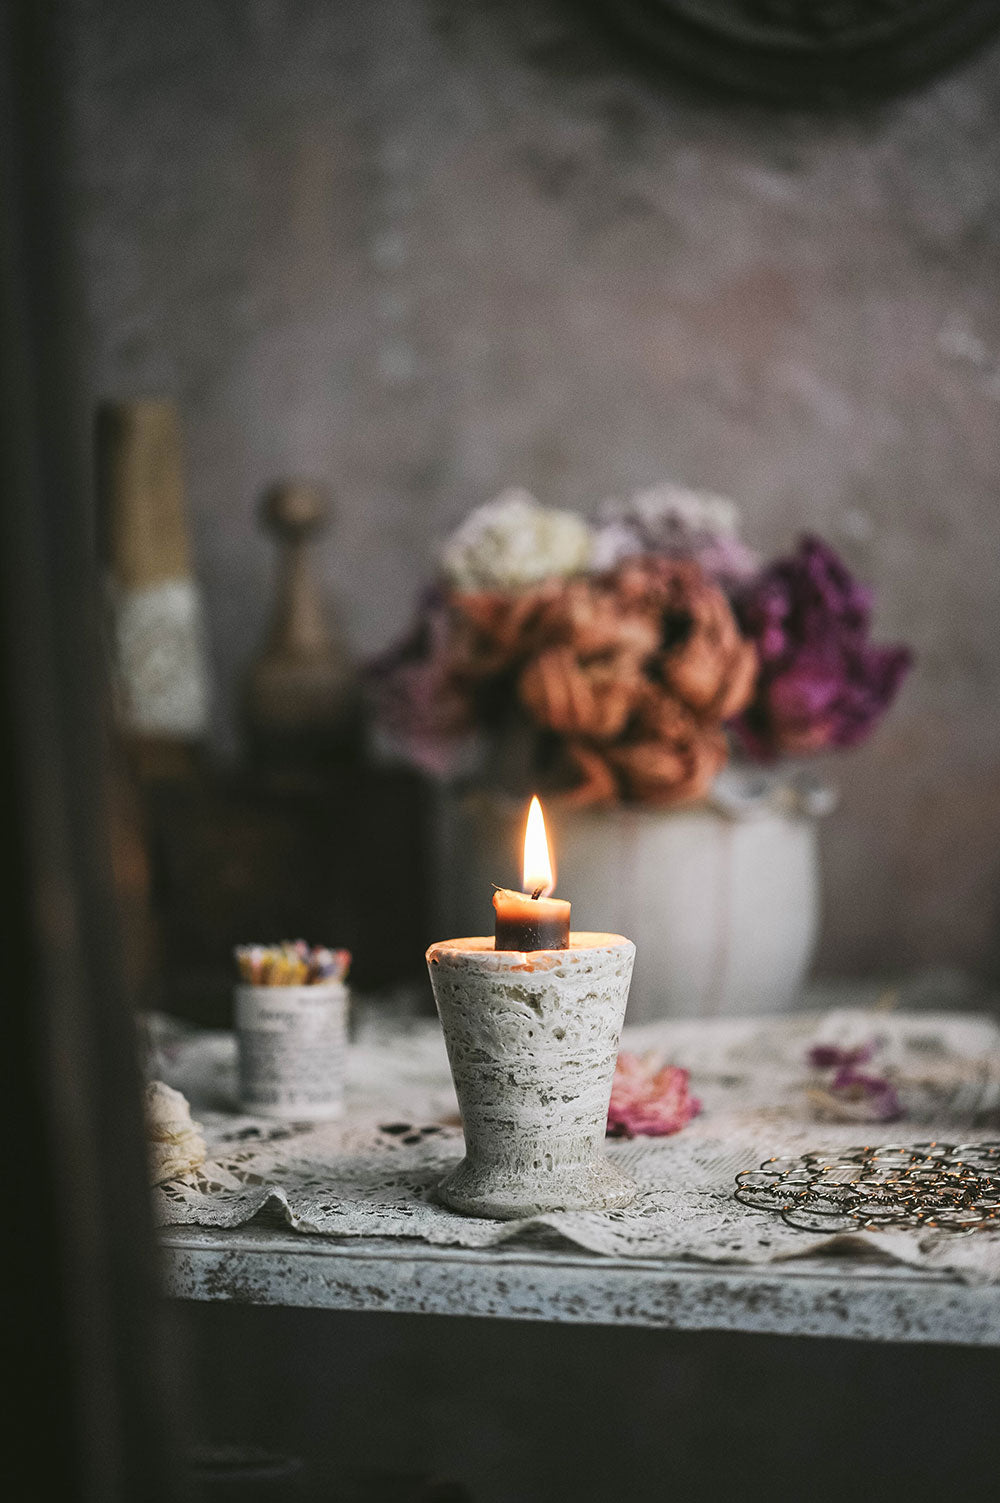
69 0 1000 991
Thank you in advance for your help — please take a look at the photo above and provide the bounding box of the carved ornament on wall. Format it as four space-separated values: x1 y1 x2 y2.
592 0 1000 103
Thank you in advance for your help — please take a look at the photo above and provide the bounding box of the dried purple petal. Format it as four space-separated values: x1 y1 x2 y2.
807 1040 877 1071
735 536 912 760
828 1069 902 1123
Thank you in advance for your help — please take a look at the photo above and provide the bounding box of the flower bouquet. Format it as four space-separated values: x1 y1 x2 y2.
371 484 911 803
371 484 912 1019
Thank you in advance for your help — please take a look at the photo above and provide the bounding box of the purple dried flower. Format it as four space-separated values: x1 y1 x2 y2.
367 590 477 777
807 1034 901 1122
807 1040 877 1071
735 537 912 760
827 1069 902 1123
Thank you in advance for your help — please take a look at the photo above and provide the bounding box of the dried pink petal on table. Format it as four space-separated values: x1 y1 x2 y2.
607 1052 702 1139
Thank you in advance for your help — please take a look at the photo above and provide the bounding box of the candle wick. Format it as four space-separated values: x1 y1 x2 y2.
531 886 544 901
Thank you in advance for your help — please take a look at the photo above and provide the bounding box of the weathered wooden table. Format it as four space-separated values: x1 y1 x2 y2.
161 1225 1000 1347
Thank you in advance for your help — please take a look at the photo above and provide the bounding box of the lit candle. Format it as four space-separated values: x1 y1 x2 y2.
493 796 571 951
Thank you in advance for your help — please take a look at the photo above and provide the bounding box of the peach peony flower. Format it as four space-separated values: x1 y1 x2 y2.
613 557 758 719
372 535 757 804
517 562 755 805
536 577 661 664
449 582 563 679
607 718 726 806
519 646 645 742
563 741 621 804
607 1052 702 1138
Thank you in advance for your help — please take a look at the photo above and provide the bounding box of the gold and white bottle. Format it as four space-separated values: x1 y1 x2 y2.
97 398 211 773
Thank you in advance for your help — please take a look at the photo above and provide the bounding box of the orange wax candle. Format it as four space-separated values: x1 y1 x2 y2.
493 796 571 951
493 887 571 950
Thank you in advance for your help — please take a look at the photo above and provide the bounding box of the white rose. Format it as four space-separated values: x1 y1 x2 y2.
440 488 592 591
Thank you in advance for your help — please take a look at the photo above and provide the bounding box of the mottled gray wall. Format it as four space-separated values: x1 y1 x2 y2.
68 0 1000 980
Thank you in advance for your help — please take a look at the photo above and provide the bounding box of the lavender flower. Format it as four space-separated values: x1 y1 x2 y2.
735 537 912 759
592 482 760 587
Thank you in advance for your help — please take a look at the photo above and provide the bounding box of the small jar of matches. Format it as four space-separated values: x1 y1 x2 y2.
233 941 351 1119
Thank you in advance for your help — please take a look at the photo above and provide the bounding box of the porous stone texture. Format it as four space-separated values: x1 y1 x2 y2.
66 0 1000 980
426 933 636 1217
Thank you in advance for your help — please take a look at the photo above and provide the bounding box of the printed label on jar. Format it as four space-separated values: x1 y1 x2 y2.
235 983 347 1118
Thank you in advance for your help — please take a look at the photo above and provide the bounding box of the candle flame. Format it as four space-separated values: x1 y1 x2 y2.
522 795 555 897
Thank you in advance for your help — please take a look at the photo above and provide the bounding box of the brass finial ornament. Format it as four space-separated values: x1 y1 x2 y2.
245 480 358 764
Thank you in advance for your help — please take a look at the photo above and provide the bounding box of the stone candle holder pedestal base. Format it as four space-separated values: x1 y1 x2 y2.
426 933 637 1219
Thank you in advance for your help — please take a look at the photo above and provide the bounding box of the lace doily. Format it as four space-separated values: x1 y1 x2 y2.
150 1008 1000 1283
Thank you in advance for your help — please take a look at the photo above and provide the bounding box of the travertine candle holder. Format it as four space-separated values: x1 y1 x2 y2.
426 933 637 1219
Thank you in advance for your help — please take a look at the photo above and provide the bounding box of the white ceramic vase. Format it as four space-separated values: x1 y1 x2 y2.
436 771 832 1024
426 933 637 1218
